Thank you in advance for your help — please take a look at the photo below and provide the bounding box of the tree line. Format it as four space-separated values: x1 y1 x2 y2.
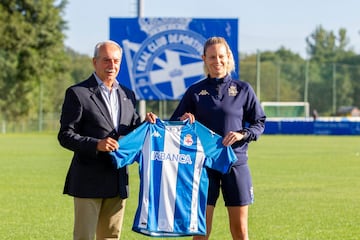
241 27 360 116
1 0 359 123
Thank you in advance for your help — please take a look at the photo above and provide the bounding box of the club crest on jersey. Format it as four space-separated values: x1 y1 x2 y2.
183 134 193 146
228 85 238 96
198 90 209 96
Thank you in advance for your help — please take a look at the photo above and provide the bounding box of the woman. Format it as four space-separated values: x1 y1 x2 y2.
170 36 266 240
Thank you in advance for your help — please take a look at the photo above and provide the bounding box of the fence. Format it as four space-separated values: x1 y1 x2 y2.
2 60 360 133
1 118 60 134
240 60 360 116
1 112 60 133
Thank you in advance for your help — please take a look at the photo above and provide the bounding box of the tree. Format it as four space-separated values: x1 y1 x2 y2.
240 47 305 102
66 47 94 84
306 25 357 114
306 25 346 62
338 55 360 108
0 0 69 121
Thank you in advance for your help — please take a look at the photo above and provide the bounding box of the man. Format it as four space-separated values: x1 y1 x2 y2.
58 40 154 239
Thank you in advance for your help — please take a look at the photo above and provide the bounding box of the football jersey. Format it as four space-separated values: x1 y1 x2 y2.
110 119 237 237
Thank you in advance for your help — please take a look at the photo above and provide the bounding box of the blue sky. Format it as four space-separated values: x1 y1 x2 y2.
63 0 360 58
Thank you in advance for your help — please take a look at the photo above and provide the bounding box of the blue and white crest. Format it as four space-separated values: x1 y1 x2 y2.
110 18 238 100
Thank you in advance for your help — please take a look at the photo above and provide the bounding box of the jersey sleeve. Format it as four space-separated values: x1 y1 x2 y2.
192 121 237 174
110 122 150 168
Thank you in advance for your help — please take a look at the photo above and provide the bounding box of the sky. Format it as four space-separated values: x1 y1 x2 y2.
63 0 360 59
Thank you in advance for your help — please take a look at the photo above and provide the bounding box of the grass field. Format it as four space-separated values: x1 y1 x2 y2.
0 133 359 239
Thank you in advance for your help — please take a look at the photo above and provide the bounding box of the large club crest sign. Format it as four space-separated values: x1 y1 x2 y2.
110 18 238 100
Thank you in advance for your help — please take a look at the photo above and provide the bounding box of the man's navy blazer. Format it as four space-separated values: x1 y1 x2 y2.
58 74 141 198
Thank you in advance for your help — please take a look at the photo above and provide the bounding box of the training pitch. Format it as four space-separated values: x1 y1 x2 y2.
0 133 359 239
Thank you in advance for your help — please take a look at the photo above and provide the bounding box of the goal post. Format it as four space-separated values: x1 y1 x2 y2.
261 102 310 118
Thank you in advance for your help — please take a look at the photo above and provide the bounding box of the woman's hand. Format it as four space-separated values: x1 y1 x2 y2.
222 131 246 146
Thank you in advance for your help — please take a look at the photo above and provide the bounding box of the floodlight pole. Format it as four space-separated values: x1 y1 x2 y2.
256 50 261 100
137 0 146 120
332 63 337 114
304 60 309 103
137 0 143 17
38 79 43 132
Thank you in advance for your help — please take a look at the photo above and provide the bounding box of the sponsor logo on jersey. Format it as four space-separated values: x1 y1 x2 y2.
151 151 192 164
198 89 210 96
151 130 161 137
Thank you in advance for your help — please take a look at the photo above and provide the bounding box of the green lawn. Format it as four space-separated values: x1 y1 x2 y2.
0 133 359 239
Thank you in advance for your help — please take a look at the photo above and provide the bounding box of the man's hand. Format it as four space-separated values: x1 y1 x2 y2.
97 137 119 152
179 112 195 123
145 112 158 123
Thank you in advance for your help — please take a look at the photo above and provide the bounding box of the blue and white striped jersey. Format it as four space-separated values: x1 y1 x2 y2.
110 119 237 237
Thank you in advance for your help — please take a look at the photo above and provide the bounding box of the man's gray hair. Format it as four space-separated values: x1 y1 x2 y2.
93 40 122 58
